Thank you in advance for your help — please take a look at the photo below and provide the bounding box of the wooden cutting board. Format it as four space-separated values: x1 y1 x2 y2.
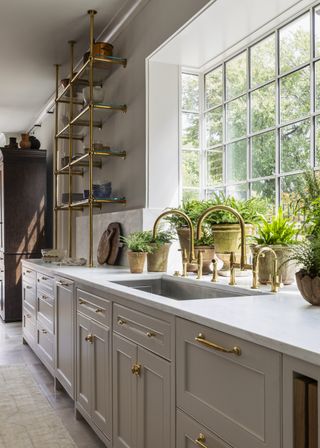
97 223 122 265
97 229 113 265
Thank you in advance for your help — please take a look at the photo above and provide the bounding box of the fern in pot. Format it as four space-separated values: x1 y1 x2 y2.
288 236 320 305
251 208 300 285
120 232 152 273
145 231 174 273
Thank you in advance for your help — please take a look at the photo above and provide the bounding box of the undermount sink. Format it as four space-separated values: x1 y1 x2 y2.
111 275 267 301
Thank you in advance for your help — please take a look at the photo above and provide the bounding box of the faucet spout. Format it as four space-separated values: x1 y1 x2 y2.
196 205 247 270
152 209 195 263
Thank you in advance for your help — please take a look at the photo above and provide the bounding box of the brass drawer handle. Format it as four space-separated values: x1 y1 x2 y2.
118 319 126 326
95 308 104 313
26 285 32 290
26 314 31 318
195 433 208 448
195 333 241 356
41 329 47 334
146 331 155 338
79 299 86 305
57 280 71 287
85 334 94 343
131 364 141 376
26 270 32 274
41 295 48 301
41 276 48 281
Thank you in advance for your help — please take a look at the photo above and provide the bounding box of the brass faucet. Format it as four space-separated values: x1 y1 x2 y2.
152 210 196 270
196 205 251 282
251 246 280 293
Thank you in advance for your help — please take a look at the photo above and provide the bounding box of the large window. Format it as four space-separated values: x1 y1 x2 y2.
181 5 320 208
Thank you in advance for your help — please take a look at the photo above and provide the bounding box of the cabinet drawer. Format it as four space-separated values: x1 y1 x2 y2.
23 309 36 347
22 266 36 285
37 272 54 295
77 289 111 326
176 318 281 448
36 321 54 369
22 280 36 311
37 291 54 333
177 409 231 448
113 303 171 360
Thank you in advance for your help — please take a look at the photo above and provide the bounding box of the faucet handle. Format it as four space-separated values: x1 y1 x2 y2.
211 258 218 283
229 252 236 286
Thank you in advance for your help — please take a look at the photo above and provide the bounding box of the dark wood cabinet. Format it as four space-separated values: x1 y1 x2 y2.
0 148 50 321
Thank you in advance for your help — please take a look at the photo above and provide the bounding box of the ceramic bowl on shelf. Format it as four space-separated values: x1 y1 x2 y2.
83 86 104 105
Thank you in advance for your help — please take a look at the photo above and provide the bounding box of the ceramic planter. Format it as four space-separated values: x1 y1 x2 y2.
127 251 146 273
211 223 254 270
147 243 171 272
251 244 296 285
296 271 320 305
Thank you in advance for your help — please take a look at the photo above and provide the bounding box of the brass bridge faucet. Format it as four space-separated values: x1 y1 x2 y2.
152 209 196 275
251 246 280 293
196 205 252 282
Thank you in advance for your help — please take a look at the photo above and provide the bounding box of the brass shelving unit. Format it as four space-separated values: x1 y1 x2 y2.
53 10 127 266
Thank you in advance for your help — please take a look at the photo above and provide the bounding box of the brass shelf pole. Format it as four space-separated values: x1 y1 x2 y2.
88 9 97 267
54 64 61 249
68 40 76 258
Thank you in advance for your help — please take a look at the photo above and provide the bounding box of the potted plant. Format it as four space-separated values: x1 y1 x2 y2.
251 208 300 285
288 236 320 305
165 200 215 273
120 232 152 273
145 231 174 272
205 193 268 270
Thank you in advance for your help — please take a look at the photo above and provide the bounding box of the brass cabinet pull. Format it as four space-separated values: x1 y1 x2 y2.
41 295 48 301
195 433 208 448
195 333 241 356
131 364 141 376
85 334 94 343
26 285 32 290
146 331 155 338
118 319 126 326
41 276 48 281
95 308 103 313
26 314 31 318
79 299 86 305
26 270 32 274
41 329 47 334
57 280 71 287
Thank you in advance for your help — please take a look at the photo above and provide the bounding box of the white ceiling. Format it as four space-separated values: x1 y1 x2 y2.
151 0 315 69
0 0 130 133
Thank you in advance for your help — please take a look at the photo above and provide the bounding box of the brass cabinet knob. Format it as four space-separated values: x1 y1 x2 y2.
131 364 141 376
195 433 208 448
85 334 94 343
146 332 155 338
118 319 126 326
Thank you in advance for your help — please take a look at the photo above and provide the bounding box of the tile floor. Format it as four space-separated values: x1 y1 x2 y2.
0 319 105 448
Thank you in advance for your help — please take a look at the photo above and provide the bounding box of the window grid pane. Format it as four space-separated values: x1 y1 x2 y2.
180 5 319 209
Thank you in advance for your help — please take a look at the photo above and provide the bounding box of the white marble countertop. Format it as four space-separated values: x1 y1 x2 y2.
23 259 320 367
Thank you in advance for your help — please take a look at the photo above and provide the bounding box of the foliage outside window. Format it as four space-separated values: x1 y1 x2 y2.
181 6 320 212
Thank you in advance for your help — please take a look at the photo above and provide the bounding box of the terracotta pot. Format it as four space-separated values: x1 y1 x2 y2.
176 228 215 274
19 133 31 149
251 244 296 285
147 243 171 272
296 271 320 305
127 251 146 273
211 223 254 270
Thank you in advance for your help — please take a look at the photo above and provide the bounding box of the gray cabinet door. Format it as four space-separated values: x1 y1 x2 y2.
113 334 138 448
76 312 91 420
55 278 74 398
137 346 171 448
176 318 281 448
91 319 112 440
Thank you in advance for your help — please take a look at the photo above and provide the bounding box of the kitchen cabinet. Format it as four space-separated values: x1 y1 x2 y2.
55 276 74 398
283 355 320 448
76 289 112 443
176 317 281 448
113 333 171 448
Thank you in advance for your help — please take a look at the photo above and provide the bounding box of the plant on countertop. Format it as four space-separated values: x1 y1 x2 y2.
144 230 174 273
287 236 320 305
144 230 175 252
252 207 300 246
297 170 320 236
251 208 300 285
120 231 153 253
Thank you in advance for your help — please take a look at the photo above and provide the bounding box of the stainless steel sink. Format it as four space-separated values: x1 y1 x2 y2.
111 276 266 301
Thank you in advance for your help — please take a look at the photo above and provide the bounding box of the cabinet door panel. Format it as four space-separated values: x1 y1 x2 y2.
76 312 91 418
91 320 111 439
56 278 74 398
113 334 138 448
137 346 171 448
176 318 281 448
